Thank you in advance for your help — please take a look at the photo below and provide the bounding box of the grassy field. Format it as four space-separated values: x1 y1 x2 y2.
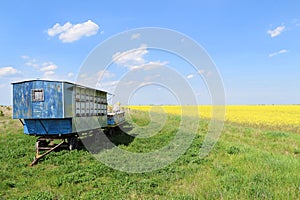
0 106 300 199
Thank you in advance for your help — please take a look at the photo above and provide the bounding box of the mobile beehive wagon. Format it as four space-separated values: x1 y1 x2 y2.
12 79 113 166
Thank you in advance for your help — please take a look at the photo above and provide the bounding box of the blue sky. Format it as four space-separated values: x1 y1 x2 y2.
1 0 300 105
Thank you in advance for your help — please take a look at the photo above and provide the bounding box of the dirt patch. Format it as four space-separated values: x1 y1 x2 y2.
0 105 12 117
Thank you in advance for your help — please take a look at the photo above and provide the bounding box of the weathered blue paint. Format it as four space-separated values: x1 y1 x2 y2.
13 82 31 118
13 80 63 119
12 80 108 136
107 112 125 126
24 118 72 135
107 115 115 125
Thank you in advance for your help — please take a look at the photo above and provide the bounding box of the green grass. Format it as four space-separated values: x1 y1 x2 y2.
0 111 300 199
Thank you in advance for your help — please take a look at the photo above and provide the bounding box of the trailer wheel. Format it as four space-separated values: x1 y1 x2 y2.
68 137 78 150
108 128 115 136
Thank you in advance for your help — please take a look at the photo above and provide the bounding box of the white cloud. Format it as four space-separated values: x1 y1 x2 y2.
25 61 39 68
40 62 58 72
21 56 59 78
41 64 57 78
198 69 205 74
96 80 120 93
112 44 170 73
206 70 212 77
21 55 39 68
267 25 285 38
187 74 194 79
79 70 114 80
97 80 119 88
137 81 151 88
146 61 168 67
43 71 55 77
21 55 29 60
67 72 74 77
78 70 115 89
0 66 21 77
143 74 161 82
198 69 212 77
112 44 148 67
269 49 289 57
130 61 169 71
48 22 72 36
131 33 141 40
187 70 208 79
47 20 100 43
97 70 115 79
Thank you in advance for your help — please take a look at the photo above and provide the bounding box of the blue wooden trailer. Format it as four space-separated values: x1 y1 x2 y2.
12 79 110 165
107 111 125 135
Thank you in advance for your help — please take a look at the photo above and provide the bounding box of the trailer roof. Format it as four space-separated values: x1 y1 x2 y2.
11 79 108 93
11 79 73 85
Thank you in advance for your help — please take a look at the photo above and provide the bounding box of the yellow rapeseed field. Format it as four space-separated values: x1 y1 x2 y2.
128 105 300 133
